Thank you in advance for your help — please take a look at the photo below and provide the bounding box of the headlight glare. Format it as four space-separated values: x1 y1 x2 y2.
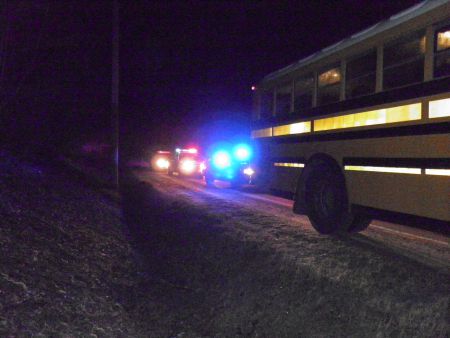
234 144 252 161
212 150 231 169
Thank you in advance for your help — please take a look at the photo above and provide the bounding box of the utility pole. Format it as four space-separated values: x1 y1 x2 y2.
112 0 119 188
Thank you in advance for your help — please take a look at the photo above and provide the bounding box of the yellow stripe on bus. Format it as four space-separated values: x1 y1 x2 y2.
314 103 421 132
272 122 311 136
425 169 450 176
251 99 449 138
251 127 272 138
274 162 305 168
345 165 421 174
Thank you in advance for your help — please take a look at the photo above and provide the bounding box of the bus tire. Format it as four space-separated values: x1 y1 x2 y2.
304 159 372 234
304 160 353 234
347 214 372 233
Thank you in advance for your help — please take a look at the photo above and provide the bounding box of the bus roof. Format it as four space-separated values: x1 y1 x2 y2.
262 0 448 83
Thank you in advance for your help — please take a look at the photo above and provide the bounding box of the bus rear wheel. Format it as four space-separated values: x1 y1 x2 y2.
304 162 370 234
347 213 371 233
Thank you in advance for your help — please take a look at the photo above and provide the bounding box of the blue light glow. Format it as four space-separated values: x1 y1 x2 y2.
233 144 252 161
212 150 231 169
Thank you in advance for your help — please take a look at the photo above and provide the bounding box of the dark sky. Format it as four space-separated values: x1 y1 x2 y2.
0 1 112 147
120 0 421 148
0 0 423 152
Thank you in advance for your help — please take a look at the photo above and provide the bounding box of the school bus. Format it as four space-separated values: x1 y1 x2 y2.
251 0 450 234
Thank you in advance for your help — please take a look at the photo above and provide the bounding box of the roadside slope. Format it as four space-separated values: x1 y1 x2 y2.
0 152 154 336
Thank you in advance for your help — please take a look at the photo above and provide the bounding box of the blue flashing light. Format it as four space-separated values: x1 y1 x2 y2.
212 150 231 169
233 144 252 161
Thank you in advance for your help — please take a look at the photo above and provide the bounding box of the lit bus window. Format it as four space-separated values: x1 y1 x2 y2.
251 127 272 138
434 26 450 78
383 31 425 89
294 75 314 111
429 97 450 118
436 27 450 51
275 83 292 116
314 102 421 131
346 50 376 99
272 121 311 136
260 90 274 119
317 67 341 105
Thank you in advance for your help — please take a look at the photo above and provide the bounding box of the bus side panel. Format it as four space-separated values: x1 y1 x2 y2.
264 133 449 221
269 167 302 193
347 173 449 221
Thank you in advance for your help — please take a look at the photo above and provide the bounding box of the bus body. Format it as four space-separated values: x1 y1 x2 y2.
252 0 450 234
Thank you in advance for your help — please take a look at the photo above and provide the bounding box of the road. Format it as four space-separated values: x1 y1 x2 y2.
129 169 450 336
135 170 449 272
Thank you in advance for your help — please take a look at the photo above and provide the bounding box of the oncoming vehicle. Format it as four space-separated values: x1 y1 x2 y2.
251 1 450 235
168 148 201 177
151 150 171 171
202 143 257 188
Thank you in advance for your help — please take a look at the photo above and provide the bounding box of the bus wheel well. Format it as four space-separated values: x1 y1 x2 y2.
294 153 371 234
293 154 343 215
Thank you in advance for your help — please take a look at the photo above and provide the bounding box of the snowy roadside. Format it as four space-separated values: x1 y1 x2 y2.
1 149 448 337
0 151 164 336
130 171 450 337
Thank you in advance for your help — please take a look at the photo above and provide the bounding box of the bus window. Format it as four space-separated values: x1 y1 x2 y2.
275 83 292 116
260 90 274 119
346 50 376 99
317 66 341 105
383 31 425 89
294 75 314 112
434 25 450 78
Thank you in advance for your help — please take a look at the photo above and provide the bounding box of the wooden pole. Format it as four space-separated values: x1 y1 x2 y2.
112 0 119 188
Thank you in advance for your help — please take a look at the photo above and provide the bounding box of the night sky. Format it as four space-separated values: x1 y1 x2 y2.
121 0 421 150
1 0 422 155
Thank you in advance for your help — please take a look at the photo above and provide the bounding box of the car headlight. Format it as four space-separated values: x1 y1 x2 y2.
212 150 231 169
180 159 196 174
233 144 252 161
156 158 169 169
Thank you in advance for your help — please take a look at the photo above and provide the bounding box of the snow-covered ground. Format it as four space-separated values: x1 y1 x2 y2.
0 150 448 337
131 170 449 337
0 152 158 336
